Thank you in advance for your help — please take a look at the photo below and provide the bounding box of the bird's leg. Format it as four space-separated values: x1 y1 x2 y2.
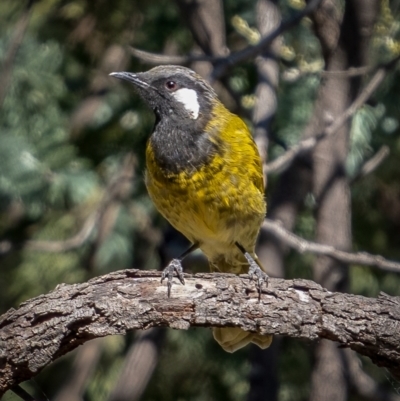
161 242 199 297
161 259 184 298
235 242 268 300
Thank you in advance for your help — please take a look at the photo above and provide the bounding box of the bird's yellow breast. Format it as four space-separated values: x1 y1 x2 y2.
145 102 265 271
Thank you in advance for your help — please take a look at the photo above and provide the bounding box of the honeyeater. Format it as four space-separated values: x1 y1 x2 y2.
110 65 272 352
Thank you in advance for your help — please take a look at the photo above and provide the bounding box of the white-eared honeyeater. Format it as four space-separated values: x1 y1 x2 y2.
110 66 272 352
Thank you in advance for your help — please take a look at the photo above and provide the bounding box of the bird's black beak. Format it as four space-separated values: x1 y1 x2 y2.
109 72 150 90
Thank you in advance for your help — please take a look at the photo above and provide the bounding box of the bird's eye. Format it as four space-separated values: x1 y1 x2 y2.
165 81 177 91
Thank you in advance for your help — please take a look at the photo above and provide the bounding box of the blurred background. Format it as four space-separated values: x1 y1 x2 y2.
1 0 400 400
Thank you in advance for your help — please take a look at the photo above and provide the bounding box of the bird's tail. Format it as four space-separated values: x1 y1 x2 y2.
213 327 272 353
210 257 273 352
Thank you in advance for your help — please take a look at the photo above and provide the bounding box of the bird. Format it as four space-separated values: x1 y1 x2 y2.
110 65 272 352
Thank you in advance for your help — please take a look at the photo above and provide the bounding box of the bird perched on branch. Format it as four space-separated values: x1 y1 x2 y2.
110 65 272 352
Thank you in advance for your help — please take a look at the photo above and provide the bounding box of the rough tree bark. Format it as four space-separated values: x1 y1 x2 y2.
1 270 400 397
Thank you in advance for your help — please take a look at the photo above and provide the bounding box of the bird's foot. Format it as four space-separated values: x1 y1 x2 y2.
243 252 269 300
161 258 185 297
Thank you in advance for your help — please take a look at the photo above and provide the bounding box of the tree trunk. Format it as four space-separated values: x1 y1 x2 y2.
310 1 380 400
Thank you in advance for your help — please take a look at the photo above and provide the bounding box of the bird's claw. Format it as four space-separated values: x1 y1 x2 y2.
161 258 185 297
243 252 269 300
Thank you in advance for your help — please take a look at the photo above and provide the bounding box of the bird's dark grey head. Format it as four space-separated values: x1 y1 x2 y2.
110 66 222 174
110 65 217 122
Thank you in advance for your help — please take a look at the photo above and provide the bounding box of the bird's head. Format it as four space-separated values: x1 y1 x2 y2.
110 65 218 124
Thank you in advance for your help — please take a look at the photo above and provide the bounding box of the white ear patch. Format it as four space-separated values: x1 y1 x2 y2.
172 88 200 119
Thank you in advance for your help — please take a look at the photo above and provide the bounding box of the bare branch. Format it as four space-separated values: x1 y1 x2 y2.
321 65 372 77
344 348 400 401
282 65 374 82
129 47 215 65
262 219 400 273
265 136 318 174
266 56 400 174
351 145 390 183
1 270 400 395
25 212 98 253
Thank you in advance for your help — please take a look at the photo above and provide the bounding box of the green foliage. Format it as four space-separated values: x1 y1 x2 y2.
272 73 320 157
347 105 378 176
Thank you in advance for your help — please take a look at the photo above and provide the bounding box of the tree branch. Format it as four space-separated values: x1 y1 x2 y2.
265 56 400 174
24 212 99 253
1 269 400 395
350 145 390 184
262 219 400 273
129 47 214 65
344 348 400 401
